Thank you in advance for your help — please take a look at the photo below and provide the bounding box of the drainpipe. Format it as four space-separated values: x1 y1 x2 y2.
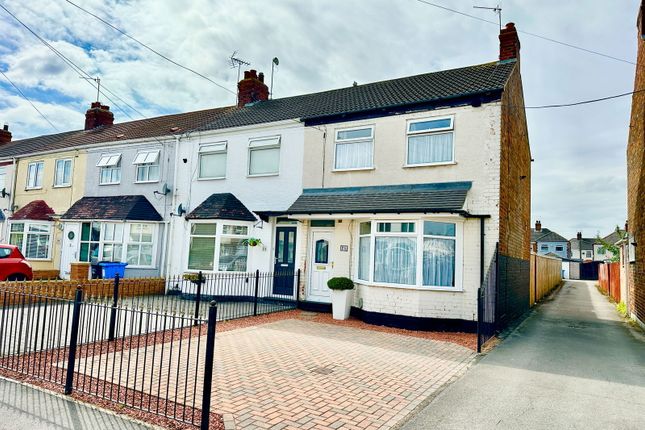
162 133 183 278
5 157 17 241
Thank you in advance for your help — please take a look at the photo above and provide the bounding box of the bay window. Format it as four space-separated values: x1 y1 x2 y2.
334 126 374 170
187 222 250 272
248 136 280 176
357 219 460 288
78 221 156 267
198 142 227 179
133 150 160 183
9 222 52 260
406 117 454 166
97 153 122 185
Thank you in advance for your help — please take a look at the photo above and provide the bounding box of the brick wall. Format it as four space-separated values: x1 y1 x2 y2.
498 61 531 322
627 5 645 326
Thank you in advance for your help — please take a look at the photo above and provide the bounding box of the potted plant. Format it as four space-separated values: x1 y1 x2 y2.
327 277 354 320
242 237 262 247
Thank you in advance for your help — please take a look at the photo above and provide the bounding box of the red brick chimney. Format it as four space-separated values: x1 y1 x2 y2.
535 220 541 232
84 102 114 130
237 70 269 107
0 124 11 144
499 22 520 61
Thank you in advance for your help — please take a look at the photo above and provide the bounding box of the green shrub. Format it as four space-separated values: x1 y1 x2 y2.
617 302 628 317
327 277 354 291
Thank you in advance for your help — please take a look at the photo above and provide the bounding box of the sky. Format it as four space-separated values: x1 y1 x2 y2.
0 0 639 240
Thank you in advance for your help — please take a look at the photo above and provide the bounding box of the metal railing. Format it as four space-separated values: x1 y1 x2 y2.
477 244 498 353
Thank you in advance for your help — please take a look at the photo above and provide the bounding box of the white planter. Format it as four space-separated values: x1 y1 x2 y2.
331 289 353 320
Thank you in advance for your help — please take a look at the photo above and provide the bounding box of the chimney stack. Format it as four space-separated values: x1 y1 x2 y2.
84 102 114 130
237 69 269 108
0 124 11 144
576 232 582 240
499 22 520 61
535 220 541 232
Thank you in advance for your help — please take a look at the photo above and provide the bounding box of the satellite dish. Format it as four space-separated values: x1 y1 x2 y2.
177 203 187 216
1 188 9 198
272 57 279 66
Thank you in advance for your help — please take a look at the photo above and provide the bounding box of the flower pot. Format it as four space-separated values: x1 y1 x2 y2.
331 289 353 320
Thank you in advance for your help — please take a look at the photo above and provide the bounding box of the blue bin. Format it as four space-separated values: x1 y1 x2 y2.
98 262 128 279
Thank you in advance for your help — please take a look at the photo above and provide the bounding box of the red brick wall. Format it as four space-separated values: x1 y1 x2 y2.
499 62 531 261
627 6 645 324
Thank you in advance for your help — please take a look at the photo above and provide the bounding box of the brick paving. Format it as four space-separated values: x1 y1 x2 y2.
74 316 475 429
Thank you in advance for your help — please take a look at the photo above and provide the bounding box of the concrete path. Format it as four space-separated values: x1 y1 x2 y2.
0 377 151 430
402 280 645 430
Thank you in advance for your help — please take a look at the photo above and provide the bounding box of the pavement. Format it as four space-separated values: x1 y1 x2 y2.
401 280 645 430
0 377 151 430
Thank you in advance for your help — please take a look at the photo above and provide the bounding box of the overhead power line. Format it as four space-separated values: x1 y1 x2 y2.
415 0 637 68
63 0 236 96
522 88 644 109
0 70 59 131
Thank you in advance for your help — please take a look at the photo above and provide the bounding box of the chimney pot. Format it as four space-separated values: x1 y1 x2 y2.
258 72 265 83
535 220 541 231
577 232 582 240
0 123 12 145
499 22 520 61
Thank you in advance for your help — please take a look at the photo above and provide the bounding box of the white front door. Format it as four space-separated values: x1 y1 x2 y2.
307 230 333 303
60 223 81 280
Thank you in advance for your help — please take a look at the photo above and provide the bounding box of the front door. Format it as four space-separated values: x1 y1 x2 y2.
307 230 333 303
273 226 297 295
60 223 81 280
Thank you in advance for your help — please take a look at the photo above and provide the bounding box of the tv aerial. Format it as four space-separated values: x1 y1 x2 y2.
228 51 251 84
473 4 502 29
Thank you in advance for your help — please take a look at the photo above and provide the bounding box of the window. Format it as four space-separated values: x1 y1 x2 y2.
54 159 72 187
26 161 44 189
126 224 154 266
97 153 121 185
407 117 454 165
334 127 374 170
315 239 329 264
0 167 6 194
133 150 160 183
9 222 51 259
248 136 280 176
358 219 460 288
0 248 11 258
540 244 549 251
555 245 564 252
79 222 155 267
199 142 227 179
187 223 250 272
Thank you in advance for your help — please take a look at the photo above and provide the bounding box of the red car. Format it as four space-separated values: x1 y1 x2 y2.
0 244 33 281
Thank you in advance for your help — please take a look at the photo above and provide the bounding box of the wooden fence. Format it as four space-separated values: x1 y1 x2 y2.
598 262 621 303
530 252 562 306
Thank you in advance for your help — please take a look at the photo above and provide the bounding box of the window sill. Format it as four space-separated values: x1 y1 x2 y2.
197 176 226 181
247 173 279 178
25 187 43 191
26 258 52 262
403 161 457 168
332 167 375 172
53 184 72 188
99 182 121 186
134 180 160 184
355 280 462 292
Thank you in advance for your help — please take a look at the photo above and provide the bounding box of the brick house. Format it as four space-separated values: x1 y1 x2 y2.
278 23 531 330
626 1 645 328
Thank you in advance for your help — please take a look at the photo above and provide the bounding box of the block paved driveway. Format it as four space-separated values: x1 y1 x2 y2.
212 318 475 429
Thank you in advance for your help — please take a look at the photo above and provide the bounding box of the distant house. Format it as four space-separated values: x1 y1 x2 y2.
593 229 626 262
570 232 595 261
530 221 568 258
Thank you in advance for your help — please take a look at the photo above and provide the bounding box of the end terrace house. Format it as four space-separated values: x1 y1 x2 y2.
282 23 531 330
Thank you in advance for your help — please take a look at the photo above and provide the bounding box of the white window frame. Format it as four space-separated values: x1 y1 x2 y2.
77 221 157 268
97 153 122 185
0 167 7 195
198 142 227 180
248 136 281 177
8 221 53 260
54 158 73 187
125 223 157 268
333 125 375 171
26 161 44 189
353 217 463 291
186 220 251 273
405 115 455 167
133 150 160 184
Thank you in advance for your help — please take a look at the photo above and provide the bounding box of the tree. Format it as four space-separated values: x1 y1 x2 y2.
595 226 625 263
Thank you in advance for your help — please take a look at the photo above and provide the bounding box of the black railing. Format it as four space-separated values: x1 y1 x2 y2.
0 286 218 429
477 244 498 353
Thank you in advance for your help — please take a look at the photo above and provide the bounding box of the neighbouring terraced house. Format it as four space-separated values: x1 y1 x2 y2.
0 22 531 332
